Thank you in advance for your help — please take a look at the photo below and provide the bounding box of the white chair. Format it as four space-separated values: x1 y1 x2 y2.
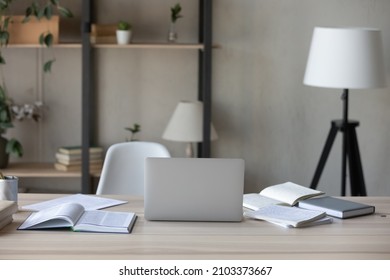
96 141 170 195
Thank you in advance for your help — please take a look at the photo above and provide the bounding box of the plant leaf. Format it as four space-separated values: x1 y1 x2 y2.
44 33 53 47
6 138 23 157
3 16 10 30
44 5 53 19
32 1 39 17
23 6 32 22
0 85 5 101
37 7 45 20
0 30 9 45
0 54 5 64
39 33 45 45
57 6 73 18
43 59 56 73
0 0 9 10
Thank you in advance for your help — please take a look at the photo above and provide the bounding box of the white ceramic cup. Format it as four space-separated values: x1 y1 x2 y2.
0 176 18 202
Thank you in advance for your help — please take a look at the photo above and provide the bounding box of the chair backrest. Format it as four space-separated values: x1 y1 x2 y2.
95 141 170 195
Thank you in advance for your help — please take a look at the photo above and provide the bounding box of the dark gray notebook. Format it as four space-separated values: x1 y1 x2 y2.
297 196 375 219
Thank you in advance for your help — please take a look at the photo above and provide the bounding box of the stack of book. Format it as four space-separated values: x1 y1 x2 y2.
0 200 18 230
54 146 104 172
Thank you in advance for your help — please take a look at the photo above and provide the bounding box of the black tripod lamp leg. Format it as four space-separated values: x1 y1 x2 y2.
310 124 338 189
347 128 367 196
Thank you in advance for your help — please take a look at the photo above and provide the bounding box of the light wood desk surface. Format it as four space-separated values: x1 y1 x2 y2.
1 194 390 260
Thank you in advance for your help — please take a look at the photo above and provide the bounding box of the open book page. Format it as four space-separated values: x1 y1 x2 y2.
244 204 326 227
74 210 137 233
268 216 333 228
259 182 324 206
243 193 288 210
21 194 127 211
19 203 84 230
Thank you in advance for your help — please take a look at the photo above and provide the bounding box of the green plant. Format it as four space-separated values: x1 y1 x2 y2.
0 0 73 73
117 20 131 31
0 0 73 160
170 3 183 23
0 86 22 157
125 123 141 141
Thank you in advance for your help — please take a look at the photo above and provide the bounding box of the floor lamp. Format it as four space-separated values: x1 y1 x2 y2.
304 27 387 196
162 101 218 157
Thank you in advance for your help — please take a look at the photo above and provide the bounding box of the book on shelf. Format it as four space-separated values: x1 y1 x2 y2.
58 146 103 155
55 151 102 163
243 182 324 210
19 202 137 234
55 157 103 166
297 196 375 219
244 204 331 228
54 162 102 172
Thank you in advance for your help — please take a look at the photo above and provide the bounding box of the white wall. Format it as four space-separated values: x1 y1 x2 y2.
3 0 390 195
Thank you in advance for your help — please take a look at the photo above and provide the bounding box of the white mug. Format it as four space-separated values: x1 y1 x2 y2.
0 176 18 202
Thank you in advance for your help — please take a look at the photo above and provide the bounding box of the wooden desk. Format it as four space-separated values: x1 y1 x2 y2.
1 194 389 260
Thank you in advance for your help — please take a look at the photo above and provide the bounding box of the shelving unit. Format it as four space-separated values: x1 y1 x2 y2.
0 4 86 190
1 42 84 187
92 43 204 50
2 162 100 178
81 0 213 194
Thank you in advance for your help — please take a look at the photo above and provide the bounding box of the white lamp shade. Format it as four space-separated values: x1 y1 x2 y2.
304 27 387 89
162 101 218 142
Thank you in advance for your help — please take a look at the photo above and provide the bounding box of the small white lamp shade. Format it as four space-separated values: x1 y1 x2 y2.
162 100 218 142
304 27 387 89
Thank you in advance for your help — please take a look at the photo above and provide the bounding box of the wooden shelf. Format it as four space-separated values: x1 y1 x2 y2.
6 43 82 48
92 42 205 50
2 162 100 178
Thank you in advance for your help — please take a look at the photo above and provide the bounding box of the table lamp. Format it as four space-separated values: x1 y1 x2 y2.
162 100 218 157
304 27 387 196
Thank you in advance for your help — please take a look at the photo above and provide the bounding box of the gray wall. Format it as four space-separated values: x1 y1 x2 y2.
3 0 390 195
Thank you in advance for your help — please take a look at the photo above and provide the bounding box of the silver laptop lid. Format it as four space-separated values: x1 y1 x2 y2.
144 158 245 222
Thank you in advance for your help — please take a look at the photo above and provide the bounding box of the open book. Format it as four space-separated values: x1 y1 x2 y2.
21 193 127 212
243 182 324 210
244 204 332 228
19 203 137 234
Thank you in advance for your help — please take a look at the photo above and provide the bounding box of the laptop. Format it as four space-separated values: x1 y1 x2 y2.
144 157 245 222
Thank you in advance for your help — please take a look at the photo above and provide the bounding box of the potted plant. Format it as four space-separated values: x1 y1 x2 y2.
124 123 141 141
0 0 73 72
116 20 132 45
168 3 183 43
0 1 73 168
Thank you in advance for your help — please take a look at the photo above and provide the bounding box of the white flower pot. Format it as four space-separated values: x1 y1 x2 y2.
0 176 18 202
116 30 132 45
